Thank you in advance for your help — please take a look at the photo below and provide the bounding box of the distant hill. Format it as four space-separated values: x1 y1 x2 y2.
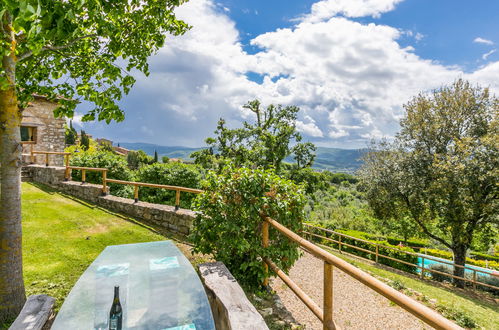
118 142 366 173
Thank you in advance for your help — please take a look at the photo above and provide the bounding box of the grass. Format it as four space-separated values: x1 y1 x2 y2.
326 249 499 329
21 182 168 310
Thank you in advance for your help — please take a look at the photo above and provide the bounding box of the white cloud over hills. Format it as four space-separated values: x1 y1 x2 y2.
81 0 499 148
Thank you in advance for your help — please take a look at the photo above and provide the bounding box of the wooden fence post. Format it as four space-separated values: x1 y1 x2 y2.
45 153 49 166
420 257 425 279
134 185 139 202
175 190 181 210
30 144 35 163
262 220 269 287
324 261 334 330
81 169 86 184
472 270 477 290
102 170 107 195
64 155 70 181
338 235 342 253
375 245 379 263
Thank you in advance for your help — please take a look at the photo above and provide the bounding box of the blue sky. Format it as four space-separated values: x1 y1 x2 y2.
77 0 499 149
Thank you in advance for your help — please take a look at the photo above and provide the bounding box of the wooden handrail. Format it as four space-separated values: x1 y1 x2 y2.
68 166 108 172
32 151 71 155
105 178 202 209
262 216 462 330
304 224 498 277
105 179 203 194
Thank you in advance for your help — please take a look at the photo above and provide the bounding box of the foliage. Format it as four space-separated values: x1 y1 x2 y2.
3 0 190 119
80 130 90 150
191 99 316 172
64 121 77 146
154 150 158 163
306 185 379 233
423 249 499 270
70 150 133 198
126 150 154 170
359 79 499 286
135 162 202 208
191 165 306 289
427 263 454 282
162 156 169 163
305 225 418 273
470 251 499 262
98 140 114 153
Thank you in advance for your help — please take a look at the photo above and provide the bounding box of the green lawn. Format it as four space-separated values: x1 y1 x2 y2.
21 182 167 309
326 248 499 329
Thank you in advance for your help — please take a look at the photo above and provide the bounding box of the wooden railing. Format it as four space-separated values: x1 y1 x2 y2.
23 143 71 167
303 224 499 291
105 179 203 209
66 166 108 194
261 215 462 330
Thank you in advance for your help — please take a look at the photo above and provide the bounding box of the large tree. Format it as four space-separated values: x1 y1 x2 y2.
0 0 189 321
191 99 316 172
359 79 498 287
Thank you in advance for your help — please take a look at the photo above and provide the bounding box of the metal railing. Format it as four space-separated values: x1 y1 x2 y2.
303 224 499 291
261 215 462 330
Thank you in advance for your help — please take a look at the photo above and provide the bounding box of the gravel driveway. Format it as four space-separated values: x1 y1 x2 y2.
270 250 433 330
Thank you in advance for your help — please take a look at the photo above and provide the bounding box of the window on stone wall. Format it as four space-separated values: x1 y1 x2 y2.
20 126 36 142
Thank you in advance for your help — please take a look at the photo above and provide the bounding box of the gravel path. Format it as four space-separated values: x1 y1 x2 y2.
270 250 432 330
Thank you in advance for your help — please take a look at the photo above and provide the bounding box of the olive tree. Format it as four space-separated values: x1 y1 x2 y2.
359 79 498 287
0 0 189 320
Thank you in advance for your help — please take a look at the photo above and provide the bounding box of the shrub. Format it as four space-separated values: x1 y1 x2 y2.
304 225 418 273
70 150 134 198
470 251 499 262
476 274 499 295
135 162 202 208
191 165 306 289
424 248 499 270
427 264 453 282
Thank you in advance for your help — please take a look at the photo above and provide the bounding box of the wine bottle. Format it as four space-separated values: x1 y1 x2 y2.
109 286 123 330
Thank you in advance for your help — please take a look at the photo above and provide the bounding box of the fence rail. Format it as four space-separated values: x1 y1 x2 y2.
261 215 462 330
105 178 203 209
303 224 499 291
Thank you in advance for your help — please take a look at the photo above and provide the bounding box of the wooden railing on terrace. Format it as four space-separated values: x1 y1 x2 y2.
303 224 499 291
261 215 462 330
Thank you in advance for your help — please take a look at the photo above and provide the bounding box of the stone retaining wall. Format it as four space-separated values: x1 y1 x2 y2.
26 165 196 236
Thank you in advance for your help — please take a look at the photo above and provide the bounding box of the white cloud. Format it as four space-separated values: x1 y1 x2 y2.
79 0 499 149
482 49 496 60
302 0 404 22
474 37 494 45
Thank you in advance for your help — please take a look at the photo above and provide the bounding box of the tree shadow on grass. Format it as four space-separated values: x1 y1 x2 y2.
25 182 192 246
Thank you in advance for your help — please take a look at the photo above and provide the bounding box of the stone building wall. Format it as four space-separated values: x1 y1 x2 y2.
26 165 196 236
21 96 66 166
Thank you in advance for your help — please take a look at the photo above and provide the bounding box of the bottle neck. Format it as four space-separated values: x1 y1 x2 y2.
114 286 120 300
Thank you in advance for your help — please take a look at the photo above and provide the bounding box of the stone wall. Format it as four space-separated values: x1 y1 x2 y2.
26 165 196 236
21 96 66 166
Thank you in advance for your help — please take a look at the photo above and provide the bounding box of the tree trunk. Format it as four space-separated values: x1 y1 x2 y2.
452 244 467 289
0 49 26 320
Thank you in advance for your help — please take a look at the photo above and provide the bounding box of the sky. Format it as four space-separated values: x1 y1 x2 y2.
75 0 499 149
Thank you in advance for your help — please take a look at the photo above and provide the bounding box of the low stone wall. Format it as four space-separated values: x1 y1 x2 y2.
26 165 196 236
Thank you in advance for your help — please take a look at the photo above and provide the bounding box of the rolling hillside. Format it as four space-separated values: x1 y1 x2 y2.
118 142 366 173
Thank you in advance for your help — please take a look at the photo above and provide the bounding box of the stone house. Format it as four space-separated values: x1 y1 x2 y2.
21 95 66 166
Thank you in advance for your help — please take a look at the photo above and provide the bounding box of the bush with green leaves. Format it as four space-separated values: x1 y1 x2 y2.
424 248 499 270
191 165 307 289
427 263 454 282
70 150 134 198
135 162 203 208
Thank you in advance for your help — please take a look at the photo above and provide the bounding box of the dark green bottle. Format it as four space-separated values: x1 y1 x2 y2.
109 286 122 330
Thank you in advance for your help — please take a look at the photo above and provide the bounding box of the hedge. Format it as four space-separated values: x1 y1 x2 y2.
470 251 499 263
423 249 499 271
305 225 418 274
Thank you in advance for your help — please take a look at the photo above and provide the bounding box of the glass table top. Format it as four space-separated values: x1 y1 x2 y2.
51 241 215 330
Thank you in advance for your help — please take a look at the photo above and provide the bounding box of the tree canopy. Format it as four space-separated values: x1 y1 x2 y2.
191 99 316 172
359 79 498 287
0 0 189 321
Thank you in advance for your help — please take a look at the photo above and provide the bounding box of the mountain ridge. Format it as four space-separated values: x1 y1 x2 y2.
117 142 366 173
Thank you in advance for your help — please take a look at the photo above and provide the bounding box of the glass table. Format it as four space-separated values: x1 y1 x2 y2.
52 241 215 330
